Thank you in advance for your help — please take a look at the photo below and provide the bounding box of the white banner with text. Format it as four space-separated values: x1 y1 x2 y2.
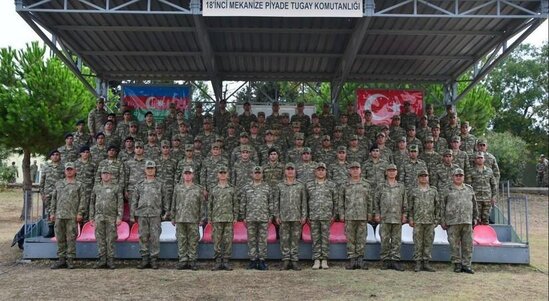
203 0 363 17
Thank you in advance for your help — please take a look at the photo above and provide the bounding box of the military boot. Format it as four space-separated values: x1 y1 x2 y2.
321 259 329 269
94 257 107 269
392 261 404 271
280 260 291 270
257 260 268 271
290 261 301 271
189 261 199 271
247 260 258 270
50 258 67 269
461 266 475 274
106 258 116 270
137 256 150 269
222 259 233 271
414 261 422 272
422 261 435 272
358 257 368 270
177 261 187 270
212 259 223 271
312 259 321 270
453 263 462 273
345 258 356 270
44 224 55 238
66 258 75 269
381 260 392 270
150 258 159 269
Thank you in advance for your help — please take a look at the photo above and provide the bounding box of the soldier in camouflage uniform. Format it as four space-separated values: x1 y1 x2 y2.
49 162 84 269
305 123 324 154
536 155 547 187
328 146 350 186
103 120 120 149
419 136 442 174
442 113 460 142
213 99 231 134
400 145 428 190
449 136 470 179
124 141 147 208
157 140 177 207
375 131 394 163
132 160 169 269
340 162 372 270
476 138 501 184
87 97 108 139
314 135 336 166
441 168 478 274
74 146 96 222
346 135 367 164
90 132 108 164
230 132 259 166
296 147 316 184
389 115 406 145
431 123 448 154
291 102 311 129
118 137 135 162
200 143 230 192
238 102 257 131
405 125 423 154
189 103 204 137
363 110 379 142
400 101 418 130
362 144 389 190
392 137 409 174
408 169 439 272
58 133 79 164
171 166 206 270
90 167 123 269
139 112 156 142
306 162 338 270
73 120 92 150
432 149 460 193
286 133 306 163
170 135 185 161
96 145 126 194
266 102 284 128
114 110 133 144
459 122 477 154
425 104 439 128
231 145 256 189
374 164 407 271
468 152 497 225
416 115 431 143
196 118 217 157
319 103 336 133
144 130 161 160
274 163 307 270
346 103 362 129
208 166 238 271
262 148 285 188
40 149 65 237
240 166 273 270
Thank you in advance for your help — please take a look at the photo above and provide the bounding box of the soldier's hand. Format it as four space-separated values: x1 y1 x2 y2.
300 218 307 225
76 214 83 223
49 215 55 222
441 224 448 230
339 215 345 222
275 217 281 225
125 191 129 199
491 198 496 206
401 215 407 224
242 219 247 224
116 219 122 226
330 217 335 224
133 216 138 223
171 220 176 226
409 220 415 227
374 215 380 223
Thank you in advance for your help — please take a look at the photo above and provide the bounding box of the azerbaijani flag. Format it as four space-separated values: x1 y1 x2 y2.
122 85 191 122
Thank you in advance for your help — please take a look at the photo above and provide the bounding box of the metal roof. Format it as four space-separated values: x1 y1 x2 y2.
16 0 548 101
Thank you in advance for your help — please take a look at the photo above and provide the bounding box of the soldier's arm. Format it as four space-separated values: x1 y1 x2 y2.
199 187 207 222
366 183 373 221
130 185 139 219
50 186 58 219
161 183 169 216
440 193 447 227
267 186 274 220
301 184 309 220
207 190 213 222
273 185 280 220
407 190 414 223
434 190 440 224
89 188 96 220
119 163 127 193
490 173 497 201
492 160 501 184
238 187 246 221
232 188 239 221
338 187 345 221
332 185 339 220
87 110 95 136
76 184 85 219
472 190 479 223
39 168 46 195
401 187 408 222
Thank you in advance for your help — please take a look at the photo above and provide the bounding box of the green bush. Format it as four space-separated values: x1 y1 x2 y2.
485 131 529 185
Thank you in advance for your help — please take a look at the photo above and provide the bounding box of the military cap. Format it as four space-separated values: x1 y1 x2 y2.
369 144 380 152
311 113 319 119
125 136 135 142
475 152 485 159
449 112 457 118
184 144 194 151
442 149 453 156
417 169 429 177
76 120 85 125
477 138 488 145
171 134 181 141
147 130 155 136
257 111 265 117
285 162 296 169
193 136 202 142
316 162 327 169
227 124 236 129
145 160 156 168
49 149 60 157
452 168 464 176
160 140 170 147
97 97 105 103
272 101 280 106
144 111 153 117
281 112 289 117
337 146 347 152
451 136 461 142
355 124 364 129
302 147 312 154
380 124 390 130
397 136 406 143
107 145 119 152
79 146 90 153
183 166 194 173
101 166 112 174
252 166 263 173
240 132 249 138
134 140 144 148
212 142 222 149
240 145 251 152
409 145 419 152
265 130 274 135
155 123 164 129
313 123 321 128
322 135 331 141
376 132 386 138
424 135 434 142
392 115 401 120
129 121 138 126
250 122 258 128
431 123 441 129
541 154 546 158
295 133 305 140
217 165 229 173
386 164 398 171
407 125 416 131
420 115 428 120
64 133 74 139
271 124 281 130
461 121 470 128
64 162 75 170
203 118 212 124
349 162 361 168
215 135 224 142
95 132 105 138
292 121 301 128
364 109 372 114
334 126 343 132
350 134 359 140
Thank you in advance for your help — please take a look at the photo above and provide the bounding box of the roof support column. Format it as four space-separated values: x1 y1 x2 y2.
443 81 458 106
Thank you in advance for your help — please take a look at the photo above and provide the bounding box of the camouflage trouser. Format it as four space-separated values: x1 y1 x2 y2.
247 221 268 260
447 224 473 267
310 220 330 260
345 220 366 259
138 216 161 258
537 173 544 187
176 222 200 262
95 217 118 259
412 223 435 261
477 201 491 225
380 223 402 261
54 218 77 259
81 189 92 222
213 222 233 260
280 221 301 262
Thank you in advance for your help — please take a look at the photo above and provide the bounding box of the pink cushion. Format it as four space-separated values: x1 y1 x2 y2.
233 221 248 243
267 222 277 243
473 225 502 246
127 223 140 242
329 221 347 243
76 221 96 242
301 223 312 243
201 223 213 243
116 221 130 242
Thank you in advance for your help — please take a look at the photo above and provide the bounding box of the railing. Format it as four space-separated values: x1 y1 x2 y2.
492 181 529 244
22 188 44 238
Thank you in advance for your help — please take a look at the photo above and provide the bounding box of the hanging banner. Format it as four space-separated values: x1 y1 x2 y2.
203 0 363 17
356 89 423 125
122 85 191 122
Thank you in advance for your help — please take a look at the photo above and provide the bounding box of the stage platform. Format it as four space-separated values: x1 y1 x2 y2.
22 220 529 264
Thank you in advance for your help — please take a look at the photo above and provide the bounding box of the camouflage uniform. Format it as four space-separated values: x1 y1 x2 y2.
90 181 123 262
143 144 160 161
318 113 336 133
200 156 230 191
51 179 85 260
274 180 307 263
400 158 428 189
240 181 273 261
340 179 372 260
392 149 409 174
362 159 389 189
118 149 135 162
468 165 497 224
231 159 255 189
328 161 350 186
104 132 120 150
132 178 168 260
306 180 338 261
346 147 367 164
208 184 238 261
124 157 147 202
420 151 442 174
441 182 479 271
443 125 460 142
73 131 92 149
460 134 477 154
74 158 96 220
401 113 418 131
482 152 501 184
291 113 311 130
432 162 460 193
451 148 470 177
433 137 448 154
87 107 108 137
374 181 407 261
296 161 317 184
314 148 336 166
262 161 285 188
156 156 178 207
171 182 205 264
40 161 64 219
96 158 126 193
176 158 202 184
58 145 79 164
408 185 439 263
238 112 257 131
347 112 362 129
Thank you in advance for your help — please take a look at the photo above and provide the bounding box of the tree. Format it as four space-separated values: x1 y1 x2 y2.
0 42 95 217
485 131 529 185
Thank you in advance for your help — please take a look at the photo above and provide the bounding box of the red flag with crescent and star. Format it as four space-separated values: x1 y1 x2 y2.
356 89 423 125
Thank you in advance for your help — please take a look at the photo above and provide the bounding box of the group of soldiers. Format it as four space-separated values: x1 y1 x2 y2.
536 154 549 187
41 97 499 273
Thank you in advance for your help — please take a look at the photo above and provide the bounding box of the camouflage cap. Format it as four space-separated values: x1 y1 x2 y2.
334 126 343 132
250 121 258 128
193 136 202 142
316 162 327 169
147 130 155 136
272 101 280 106
322 135 331 141
397 136 406 143
477 138 488 145
350 134 359 140
541 154 546 158
380 124 390 130
215 135 224 142
424 135 434 142
295 133 305 140
420 115 428 120
217 165 229 173
64 132 74 139
252 166 263 173
355 124 364 129
391 115 401 120
475 152 485 159
134 140 144 148
183 166 194 173
95 132 105 138
442 149 453 156
212 142 222 149
101 166 112 174
313 123 321 128
302 147 312 154
160 140 170 147
431 123 441 129
409 145 419 152
171 134 181 141
311 113 318 118
451 136 461 142
227 124 236 129
257 111 265 117
76 119 85 125
292 122 301 128
265 130 274 135
404 101 411 106
285 162 296 169
417 169 429 177
155 123 164 129
425 104 434 109
337 146 347 152
349 161 361 168
452 168 465 176
96 97 105 103
386 164 398 171
240 132 249 138
240 145 251 152
145 160 156 168
184 144 194 151
376 131 386 138
203 118 212 124
461 121 470 127
407 125 416 131
281 112 289 117
64 162 75 170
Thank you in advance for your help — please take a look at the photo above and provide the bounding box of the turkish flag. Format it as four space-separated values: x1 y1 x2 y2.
356 89 423 125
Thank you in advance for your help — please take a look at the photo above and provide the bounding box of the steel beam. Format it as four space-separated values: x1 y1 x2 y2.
17 0 192 14
55 25 196 32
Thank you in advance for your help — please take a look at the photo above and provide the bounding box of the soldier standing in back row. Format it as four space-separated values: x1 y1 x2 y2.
468 152 497 225
340 162 372 270
90 167 123 269
408 169 439 272
306 162 338 270
87 97 108 140
40 149 65 238
132 160 168 269
171 166 205 270
441 168 478 274
50 162 84 269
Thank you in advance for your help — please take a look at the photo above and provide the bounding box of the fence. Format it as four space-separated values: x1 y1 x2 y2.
492 181 529 244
